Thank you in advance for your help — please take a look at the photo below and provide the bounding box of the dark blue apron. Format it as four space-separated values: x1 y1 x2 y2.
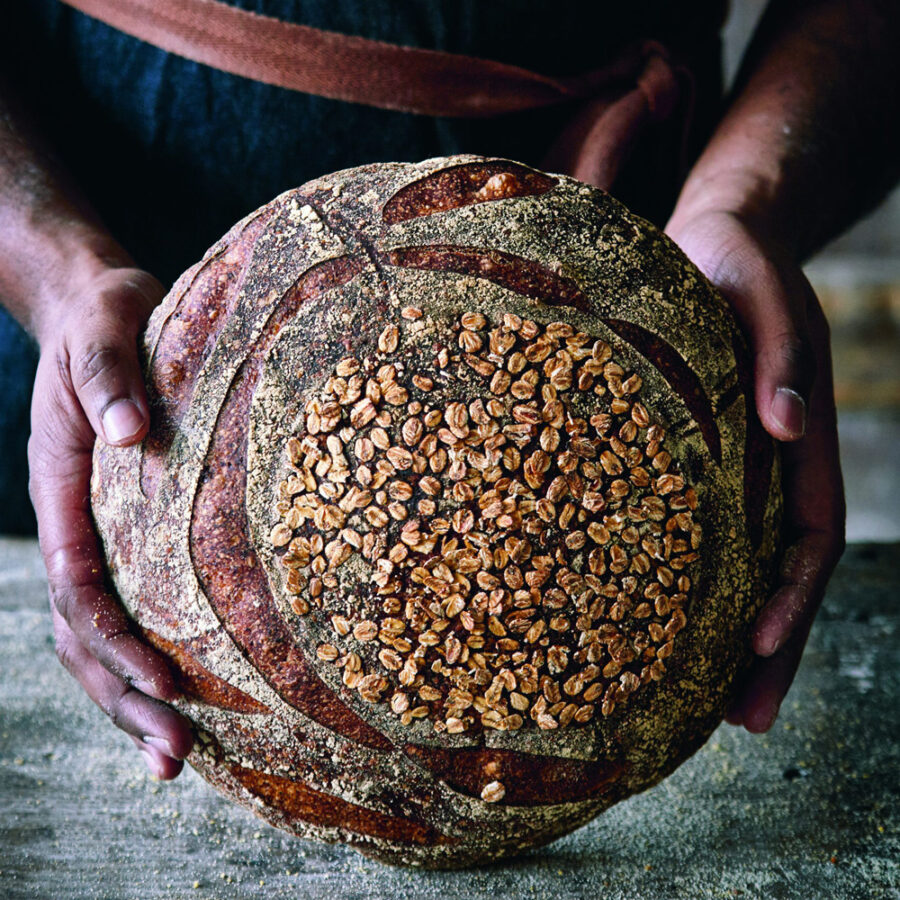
0 0 724 533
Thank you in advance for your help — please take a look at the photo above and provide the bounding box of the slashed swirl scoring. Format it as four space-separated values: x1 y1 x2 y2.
271 308 700 740
91 156 780 865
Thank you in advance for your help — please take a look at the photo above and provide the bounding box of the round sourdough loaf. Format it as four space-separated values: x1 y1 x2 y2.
91 156 781 867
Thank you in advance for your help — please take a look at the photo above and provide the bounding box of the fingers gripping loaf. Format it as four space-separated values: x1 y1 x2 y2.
91 156 780 867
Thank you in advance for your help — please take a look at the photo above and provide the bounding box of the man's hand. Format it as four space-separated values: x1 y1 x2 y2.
666 206 845 732
28 264 194 778
657 0 899 730
0 78 194 777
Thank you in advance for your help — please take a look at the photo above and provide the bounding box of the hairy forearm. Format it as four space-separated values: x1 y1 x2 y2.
0 80 130 343
672 0 900 260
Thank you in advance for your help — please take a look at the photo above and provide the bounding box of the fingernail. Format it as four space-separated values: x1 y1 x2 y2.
143 735 176 757
771 388 806 439
102 399 144 443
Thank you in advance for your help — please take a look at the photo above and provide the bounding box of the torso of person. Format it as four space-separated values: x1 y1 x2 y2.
5 0 726 283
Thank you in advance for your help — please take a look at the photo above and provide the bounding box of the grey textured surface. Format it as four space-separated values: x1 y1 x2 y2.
839 410 900 541
1 538 897 900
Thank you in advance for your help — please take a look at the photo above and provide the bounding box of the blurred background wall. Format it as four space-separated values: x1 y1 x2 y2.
724 1 900 541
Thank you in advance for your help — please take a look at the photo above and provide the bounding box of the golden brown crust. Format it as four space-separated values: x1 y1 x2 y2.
381 160 557 224
385 244 589 311
141 629 273 715
91 155 781 867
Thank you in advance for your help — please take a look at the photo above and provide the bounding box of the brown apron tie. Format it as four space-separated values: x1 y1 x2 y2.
58 0 695 191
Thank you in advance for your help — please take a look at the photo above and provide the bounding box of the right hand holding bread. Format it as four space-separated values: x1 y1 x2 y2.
28 263 193 778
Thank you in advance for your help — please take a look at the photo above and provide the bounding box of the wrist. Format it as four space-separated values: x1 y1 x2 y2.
16 221 134 348
668 160 800 261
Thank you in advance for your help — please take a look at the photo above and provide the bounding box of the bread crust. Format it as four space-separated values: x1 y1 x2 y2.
91 156 780 867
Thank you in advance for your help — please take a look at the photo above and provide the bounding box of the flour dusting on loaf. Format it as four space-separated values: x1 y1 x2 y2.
91 156 780 867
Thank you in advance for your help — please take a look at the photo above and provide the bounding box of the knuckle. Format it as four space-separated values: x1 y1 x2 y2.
760 330 817 388
27 424 78 484
107 705 124 729
93 269 163 325
45 558 107 628
54 345 76 395
49 583 75 625
87 628 131 673
26 448 62 504
121 270 165 312
777 334 807 367
26 469 44 510
766 331 810 369
71 344 124 394
54 634 77 674
99 680 130 728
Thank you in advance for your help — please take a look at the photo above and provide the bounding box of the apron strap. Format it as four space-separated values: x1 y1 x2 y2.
543 53 694 192
58 0 696 191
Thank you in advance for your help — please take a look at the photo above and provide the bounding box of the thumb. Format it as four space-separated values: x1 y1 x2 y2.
64 268 164 445
690 221 816 442
743 258 816 443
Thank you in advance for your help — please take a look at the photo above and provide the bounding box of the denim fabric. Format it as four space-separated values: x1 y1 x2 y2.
0 308 38 534
0 0 723 533
6 1 723 283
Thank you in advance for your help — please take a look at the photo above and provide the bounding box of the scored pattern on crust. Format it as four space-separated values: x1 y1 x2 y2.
381 161 557 224
91 156 780 867
384 245 589 312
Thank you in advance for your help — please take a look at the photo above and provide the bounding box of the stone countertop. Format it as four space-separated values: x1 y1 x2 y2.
1 539 897 900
